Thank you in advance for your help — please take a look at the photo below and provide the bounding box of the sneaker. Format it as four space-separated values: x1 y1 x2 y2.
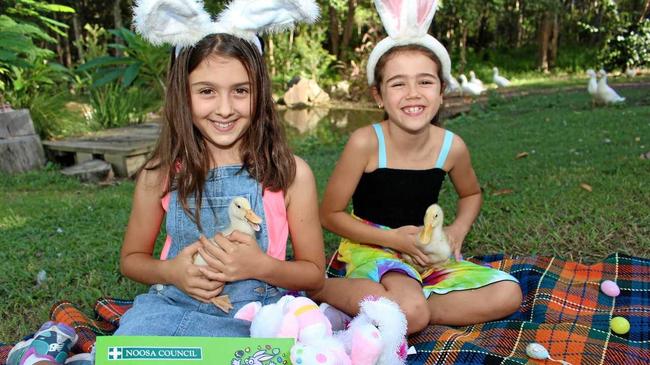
7 321 77 365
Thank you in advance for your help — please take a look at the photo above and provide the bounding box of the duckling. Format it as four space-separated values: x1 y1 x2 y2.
586 69 598 106
596 69 625 104
625 66 638 78
469 71 485 90
444 75 461 95
402 204 451 273
459 74 484 96
492 67 511 88
193 196 262 312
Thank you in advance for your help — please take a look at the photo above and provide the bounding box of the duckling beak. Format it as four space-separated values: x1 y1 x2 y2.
418 223 433 244
245 209 262 232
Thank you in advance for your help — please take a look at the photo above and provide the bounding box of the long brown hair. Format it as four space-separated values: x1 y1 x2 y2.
373 44 446 126
146 33 296 226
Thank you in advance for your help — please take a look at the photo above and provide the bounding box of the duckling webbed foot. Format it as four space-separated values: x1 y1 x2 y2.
211 295 233 313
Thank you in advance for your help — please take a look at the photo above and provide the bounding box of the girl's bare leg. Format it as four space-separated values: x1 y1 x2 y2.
310 272 431 334
426 281 522 326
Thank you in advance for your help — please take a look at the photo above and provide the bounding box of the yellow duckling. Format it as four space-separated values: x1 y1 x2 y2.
402 204 451 273
193 196 262 312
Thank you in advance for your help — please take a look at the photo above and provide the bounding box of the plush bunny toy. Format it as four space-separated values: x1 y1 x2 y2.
235 295 408 365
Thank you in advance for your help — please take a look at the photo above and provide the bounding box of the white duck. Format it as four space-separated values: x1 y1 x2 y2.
469 70 485 90
596 69 625 104
444 75 461 94
193 196 262 312
492 67 511 87
459 74 484 96
586 69 598 105
402 204 451 273
625 67 638 78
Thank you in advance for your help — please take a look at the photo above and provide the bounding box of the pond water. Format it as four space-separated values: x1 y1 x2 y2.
281 107 384 143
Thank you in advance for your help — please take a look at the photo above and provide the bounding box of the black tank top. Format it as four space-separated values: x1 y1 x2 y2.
351 124 454 228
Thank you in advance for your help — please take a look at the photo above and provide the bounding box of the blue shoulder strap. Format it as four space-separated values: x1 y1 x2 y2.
435 130 454 170
372 123 387 168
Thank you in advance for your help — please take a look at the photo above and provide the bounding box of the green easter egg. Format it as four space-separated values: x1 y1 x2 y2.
610 316 630 335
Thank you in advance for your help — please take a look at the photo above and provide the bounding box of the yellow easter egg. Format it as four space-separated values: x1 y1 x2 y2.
610 317 630 335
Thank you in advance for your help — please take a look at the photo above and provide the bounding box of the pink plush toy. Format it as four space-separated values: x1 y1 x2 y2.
235 295 408 365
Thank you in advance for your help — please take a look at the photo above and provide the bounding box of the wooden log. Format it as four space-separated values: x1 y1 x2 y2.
0 109 36 138
0 109 45 174
0 136 46 173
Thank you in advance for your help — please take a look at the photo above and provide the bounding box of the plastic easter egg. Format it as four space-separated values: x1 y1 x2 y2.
600 280 620 297
525 343 549 360
610 316 630 335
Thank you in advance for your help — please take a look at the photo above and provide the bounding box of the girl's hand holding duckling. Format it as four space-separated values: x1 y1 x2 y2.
443 224 469 261
198 231 268 282
390 225 431 267
168 241 225 303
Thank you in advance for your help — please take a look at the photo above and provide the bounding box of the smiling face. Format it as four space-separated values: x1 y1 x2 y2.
372 49 443 132
189 55 252 159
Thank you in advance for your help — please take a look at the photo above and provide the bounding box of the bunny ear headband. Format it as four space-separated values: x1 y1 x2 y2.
367 0 451 86
133 0 320 54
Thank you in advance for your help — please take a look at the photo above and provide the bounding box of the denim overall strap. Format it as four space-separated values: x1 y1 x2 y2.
166 165 269 258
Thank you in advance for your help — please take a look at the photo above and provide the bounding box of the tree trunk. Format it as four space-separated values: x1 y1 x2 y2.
642 0 650 22
268 36 276 78
459 25 468 72
285 30 294 76
515 0 525 48
592 2 606 44
113 0 124 57
549 11 560 69
538 12 551 72
72 14 84 63
477 7 491 50
338 0 357 61
55 27 64 65
328 5 340 56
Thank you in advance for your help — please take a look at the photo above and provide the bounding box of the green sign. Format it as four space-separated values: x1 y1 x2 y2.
95 336 294 365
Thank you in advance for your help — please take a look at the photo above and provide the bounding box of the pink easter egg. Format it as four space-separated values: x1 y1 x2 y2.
600 280 620 297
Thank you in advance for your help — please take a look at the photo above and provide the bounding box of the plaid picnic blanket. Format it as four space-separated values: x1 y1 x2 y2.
1 253 648 364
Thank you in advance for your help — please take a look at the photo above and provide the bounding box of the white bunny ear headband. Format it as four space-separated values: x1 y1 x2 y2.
133 0 320 54
367 0 451 86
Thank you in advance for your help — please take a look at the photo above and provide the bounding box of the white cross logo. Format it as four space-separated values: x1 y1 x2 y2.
108 347 123 360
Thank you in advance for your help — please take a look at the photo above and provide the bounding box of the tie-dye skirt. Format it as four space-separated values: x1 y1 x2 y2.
334 230 518 299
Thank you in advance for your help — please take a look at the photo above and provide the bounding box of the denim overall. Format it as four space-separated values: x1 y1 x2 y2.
115 165 283 336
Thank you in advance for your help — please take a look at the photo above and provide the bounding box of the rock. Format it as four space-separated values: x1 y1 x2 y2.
64 101 93 120
283 78 331 109
283 107 329 134
330 80 351 100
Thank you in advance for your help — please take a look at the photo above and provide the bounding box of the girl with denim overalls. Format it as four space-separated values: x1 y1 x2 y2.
6 2 324 364
115 1 325 337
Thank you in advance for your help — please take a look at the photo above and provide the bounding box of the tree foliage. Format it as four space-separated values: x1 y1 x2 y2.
601 19 650 70
2 0 649 136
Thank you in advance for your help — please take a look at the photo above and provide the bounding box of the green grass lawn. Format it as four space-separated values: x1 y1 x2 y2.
1 83 649 343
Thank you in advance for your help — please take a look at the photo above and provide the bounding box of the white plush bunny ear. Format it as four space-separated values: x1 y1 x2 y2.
134 0 319 53
133 0 215 48
217 0 319 41
233 301 262 321
376 0 438 39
